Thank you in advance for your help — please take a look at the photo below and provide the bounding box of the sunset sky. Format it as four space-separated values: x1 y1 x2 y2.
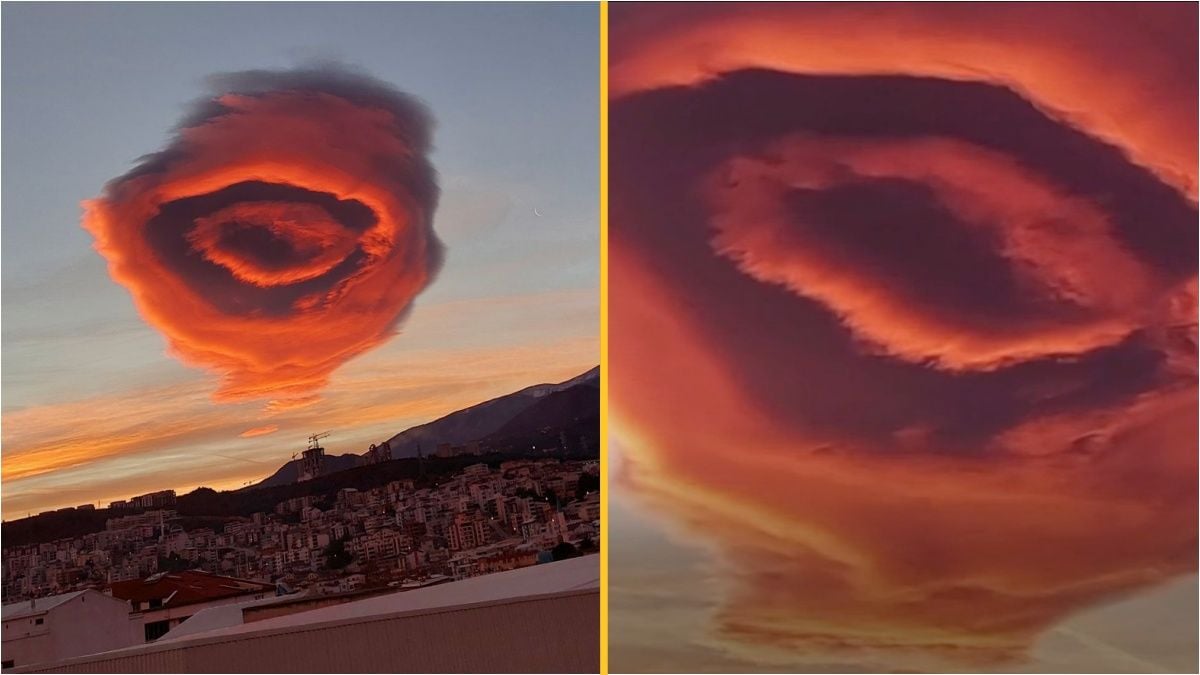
609 3 1196 672
1 3 598 516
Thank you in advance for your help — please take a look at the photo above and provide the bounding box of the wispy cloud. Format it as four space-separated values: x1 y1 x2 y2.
238 425 279 438
2 288 597 515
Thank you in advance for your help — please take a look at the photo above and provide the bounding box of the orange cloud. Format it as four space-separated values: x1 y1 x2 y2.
188 202 361 286
261 396 322 415
610 2 1197 668
612 245 1197 666
238 424 279 438
2 326 597 515
706 135 1170 371
2 382 229 483
610 3 1197 198
81 67 442 408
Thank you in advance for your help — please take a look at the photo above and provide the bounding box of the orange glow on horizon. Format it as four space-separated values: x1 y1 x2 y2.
2 332 598 514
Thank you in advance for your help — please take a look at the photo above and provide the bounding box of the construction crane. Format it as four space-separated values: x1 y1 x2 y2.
308 431 331 450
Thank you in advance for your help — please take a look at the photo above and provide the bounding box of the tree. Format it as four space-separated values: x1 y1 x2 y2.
551 541 580 561
575 473 600 500
323 537 353 570
157 552 191 573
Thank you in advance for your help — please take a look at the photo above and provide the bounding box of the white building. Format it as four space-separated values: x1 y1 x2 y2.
11 556 600 673
1 590 135 670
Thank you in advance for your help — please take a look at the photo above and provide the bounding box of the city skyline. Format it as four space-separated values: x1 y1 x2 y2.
2 452 602 670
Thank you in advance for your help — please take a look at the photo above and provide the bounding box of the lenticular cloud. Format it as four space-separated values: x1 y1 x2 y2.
82 66 442 407
609 2 1197 668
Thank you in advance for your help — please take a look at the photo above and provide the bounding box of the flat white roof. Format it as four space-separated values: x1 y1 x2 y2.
2 590 90 621
97 555 598 657
190 555 596 639
159 591 307 642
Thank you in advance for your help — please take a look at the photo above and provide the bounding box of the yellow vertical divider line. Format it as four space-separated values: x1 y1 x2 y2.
598 1 610 674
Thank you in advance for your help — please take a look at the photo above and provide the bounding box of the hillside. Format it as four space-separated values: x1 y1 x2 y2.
253 453 362 490
0 366 602 541
487 381 600 444
382 366 599 459
252 366 599 488
1 450 574 549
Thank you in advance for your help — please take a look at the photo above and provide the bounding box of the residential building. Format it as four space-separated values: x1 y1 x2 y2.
12 556 599 673
108 570 275 643
1 590 135 670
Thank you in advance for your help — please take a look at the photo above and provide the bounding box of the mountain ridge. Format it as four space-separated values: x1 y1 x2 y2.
254 366 598 487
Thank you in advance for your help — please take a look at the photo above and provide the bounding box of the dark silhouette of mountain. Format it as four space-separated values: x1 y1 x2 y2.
381 366 598 459
503 366 599 399
254 367 598 488
254 453 361 489
487 384 600 443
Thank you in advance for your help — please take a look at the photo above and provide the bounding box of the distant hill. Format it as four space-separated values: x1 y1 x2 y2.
254 453 361 489
487 383 600 446
2 451 575 550
382 366 598 459
255 367 598 488
1 370 600 549
503 367 599 399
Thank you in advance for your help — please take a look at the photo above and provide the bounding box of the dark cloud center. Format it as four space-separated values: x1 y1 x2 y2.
215 221 320 268
147 180 375 316
611 69 1195 450
780 179 1058 323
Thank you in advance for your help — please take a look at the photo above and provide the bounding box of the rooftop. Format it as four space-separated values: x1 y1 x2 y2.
166 554 598 643
13 556 599 673
159 592 305 641
108 570 274 608
2 590 90 621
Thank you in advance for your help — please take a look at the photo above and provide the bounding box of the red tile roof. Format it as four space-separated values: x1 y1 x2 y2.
109 570 274 608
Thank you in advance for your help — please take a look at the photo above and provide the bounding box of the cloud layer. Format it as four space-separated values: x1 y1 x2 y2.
610 3 1197 668
82 66 442 406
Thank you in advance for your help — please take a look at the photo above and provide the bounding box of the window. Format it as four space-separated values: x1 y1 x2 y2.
3 659 15 669
144 620 171 642
148 598 162 609
34 618 43 625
